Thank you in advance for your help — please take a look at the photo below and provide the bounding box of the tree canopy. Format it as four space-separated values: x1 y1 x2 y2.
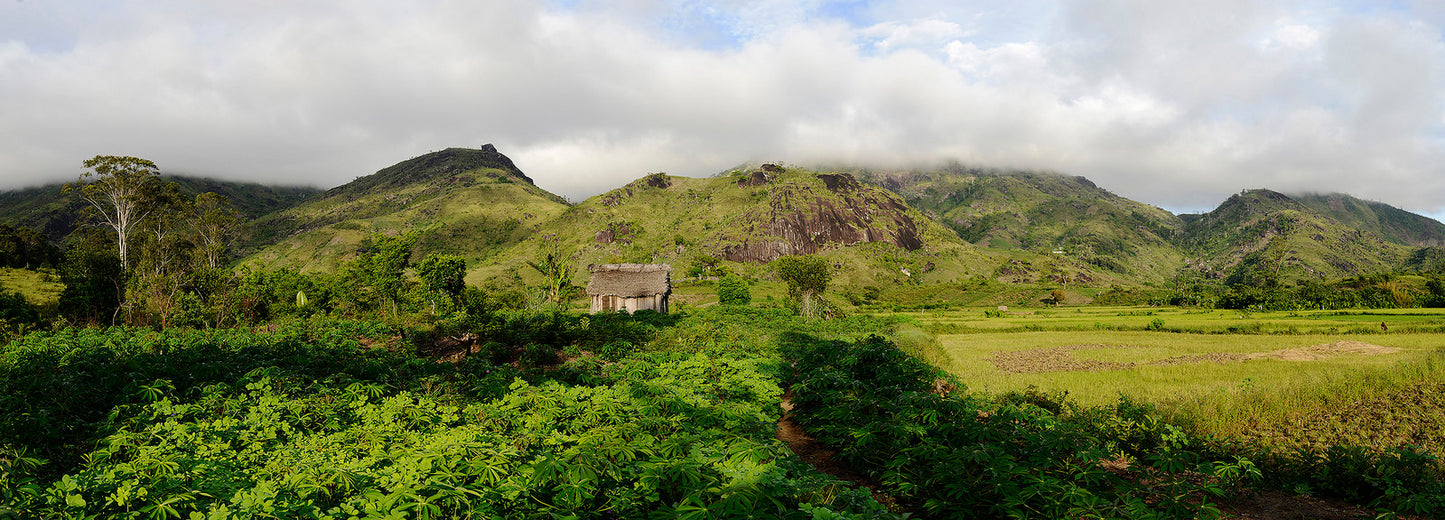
65 155 162 271
774 254 830 317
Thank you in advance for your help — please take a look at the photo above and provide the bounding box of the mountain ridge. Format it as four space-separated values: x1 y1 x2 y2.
3 148 1442 290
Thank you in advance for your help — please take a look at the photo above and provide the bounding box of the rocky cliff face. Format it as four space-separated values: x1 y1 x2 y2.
717 170 923 263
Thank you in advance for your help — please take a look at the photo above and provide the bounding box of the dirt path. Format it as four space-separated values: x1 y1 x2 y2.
774 391 899 510
1217 490 1427 520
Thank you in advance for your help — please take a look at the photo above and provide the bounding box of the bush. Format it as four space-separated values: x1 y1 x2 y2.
597 340 634 361
519 343 558 368
717 274 751 306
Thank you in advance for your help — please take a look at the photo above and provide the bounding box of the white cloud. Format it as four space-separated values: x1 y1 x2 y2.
1272 22 1321 50
862 19 967 52
0 0 1441 218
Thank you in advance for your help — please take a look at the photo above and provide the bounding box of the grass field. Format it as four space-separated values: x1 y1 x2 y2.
895 305 1445 456
0 267 63 308
904 305 1445 335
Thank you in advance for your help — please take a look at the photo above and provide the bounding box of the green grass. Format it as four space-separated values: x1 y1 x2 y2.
0 267 63 308
934 329 1442 404
897 305 1445 334
905 305 1445 459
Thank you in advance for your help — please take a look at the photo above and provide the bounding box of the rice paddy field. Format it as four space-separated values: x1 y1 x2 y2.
885 305 1445 455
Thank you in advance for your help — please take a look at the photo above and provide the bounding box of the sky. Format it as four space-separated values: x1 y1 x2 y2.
1 0 1443 219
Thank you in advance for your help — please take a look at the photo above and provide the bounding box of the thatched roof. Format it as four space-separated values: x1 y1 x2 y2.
587 263 671 297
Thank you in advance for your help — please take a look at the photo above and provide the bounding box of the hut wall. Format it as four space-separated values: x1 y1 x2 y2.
589 293 668 314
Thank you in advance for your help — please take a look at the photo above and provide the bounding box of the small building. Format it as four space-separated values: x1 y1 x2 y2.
586 263 671 313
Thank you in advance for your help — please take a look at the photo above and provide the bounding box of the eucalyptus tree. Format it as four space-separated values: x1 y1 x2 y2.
64 155 163 271
190 192 241 270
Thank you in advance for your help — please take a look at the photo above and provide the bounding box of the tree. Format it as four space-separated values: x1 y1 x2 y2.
57 228 125 325
717 274 751 306
345 233 416 317
129 181 196 327
527 237 576 306
0 225 60 269
190 192 241 270
774 255 830 317
418 254 467 311
1045 289 1067 306
64 155 162 271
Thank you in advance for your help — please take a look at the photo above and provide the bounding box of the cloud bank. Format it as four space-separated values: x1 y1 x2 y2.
0 0 1442 217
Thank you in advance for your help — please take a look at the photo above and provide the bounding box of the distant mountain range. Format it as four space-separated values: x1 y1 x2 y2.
4 146 1442 290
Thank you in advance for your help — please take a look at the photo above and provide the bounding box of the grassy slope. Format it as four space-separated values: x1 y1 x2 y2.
0 267 63 308
240 148 569 274
1294 192 1445 247
1180 190 1412 283
854 166 1187 285
473 167 1005 293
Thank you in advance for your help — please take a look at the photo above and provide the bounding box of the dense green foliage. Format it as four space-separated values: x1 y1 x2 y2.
1216 273 1445 311
774 255 831 317
717 274 751 306
0 225 60 269
3 299 1444 518
786 334 1255 519
0 309 899 519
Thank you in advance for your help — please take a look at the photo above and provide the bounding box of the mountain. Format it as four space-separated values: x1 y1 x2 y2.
0 177 320 241
1292 193 1445 247
464 165 1002 290
853 165 1187 283
239 146 570 273
1179 189 1411 283
17 146 1442 295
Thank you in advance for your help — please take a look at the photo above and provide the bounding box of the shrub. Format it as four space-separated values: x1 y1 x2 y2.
717 274 751 306
519 343 558 368
597 340 635 361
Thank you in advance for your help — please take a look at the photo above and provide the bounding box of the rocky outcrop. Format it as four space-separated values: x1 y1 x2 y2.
816 173 860 192
628 173 672 190
595 222 634 244
718 178 923 263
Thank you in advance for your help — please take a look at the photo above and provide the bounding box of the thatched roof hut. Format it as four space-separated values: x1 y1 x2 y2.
586 263 671 313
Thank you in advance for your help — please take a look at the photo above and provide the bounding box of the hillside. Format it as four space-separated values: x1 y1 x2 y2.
0 176 320 241
1179 190 1412 283
853 165 1187 284
465 165 1008 292
1293 192 1445 247
239 146 570 273
13 146 1440 298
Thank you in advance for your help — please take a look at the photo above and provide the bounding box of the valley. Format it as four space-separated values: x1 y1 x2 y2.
1 146 1443 518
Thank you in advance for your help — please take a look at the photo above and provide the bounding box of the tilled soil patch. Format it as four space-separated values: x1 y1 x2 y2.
988 340 1400 374
989 344 1136 374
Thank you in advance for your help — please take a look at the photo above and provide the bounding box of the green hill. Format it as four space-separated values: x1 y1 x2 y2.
853 165 1186 284
1292 192 1445 247
0 176 320 241
239 146 570 273
1179 190 1412 284
468 165 1003 292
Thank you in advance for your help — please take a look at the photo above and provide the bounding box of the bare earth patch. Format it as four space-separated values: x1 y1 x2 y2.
989 340 1400 374
988 344 1136 374
1245 340 1401 361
